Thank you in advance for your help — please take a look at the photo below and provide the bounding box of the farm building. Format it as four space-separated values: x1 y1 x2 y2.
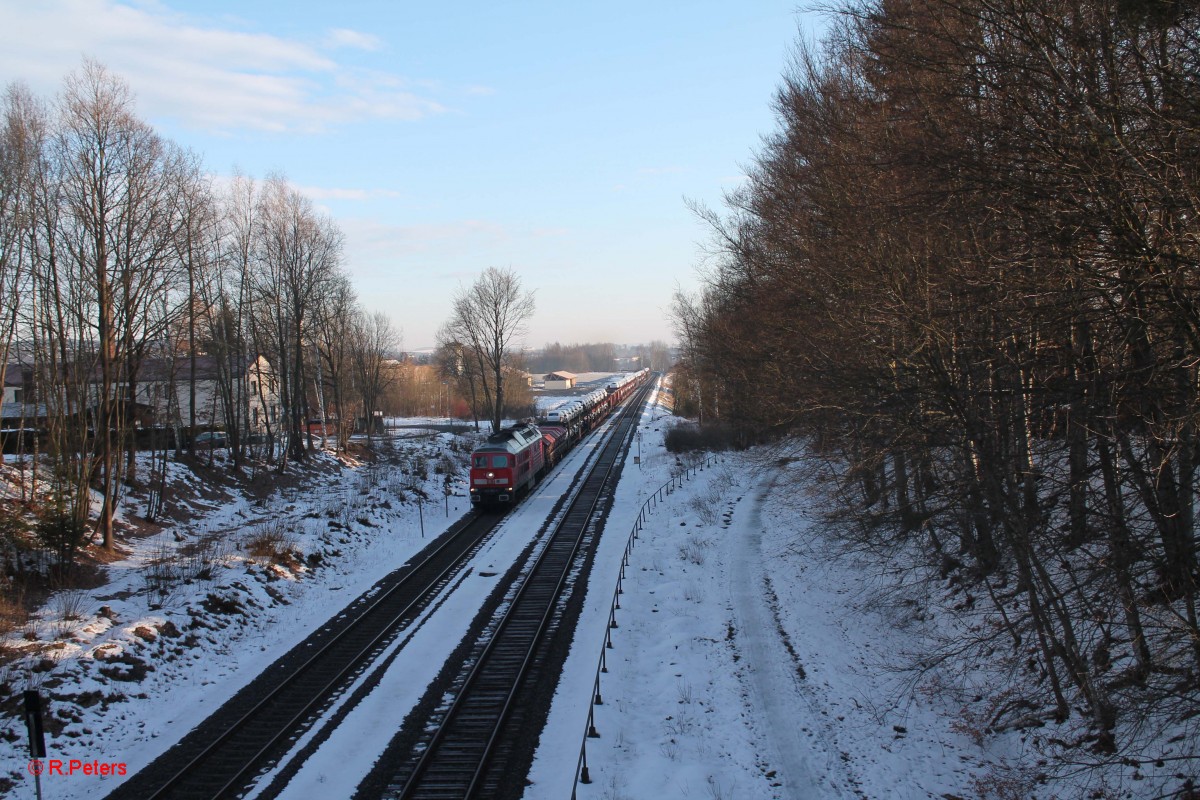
544 371 577 390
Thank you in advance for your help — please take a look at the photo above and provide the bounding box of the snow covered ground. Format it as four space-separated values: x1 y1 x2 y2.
0 433 479 799
2 382 1053 799
524 389 1015 800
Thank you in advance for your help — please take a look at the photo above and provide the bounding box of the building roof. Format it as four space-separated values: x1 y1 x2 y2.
4 355 269 386
545 371 577 380
137 354 267 382
1 402 48 421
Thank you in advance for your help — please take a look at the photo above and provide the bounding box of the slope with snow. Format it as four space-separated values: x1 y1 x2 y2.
4 384 1087 800
1 436 476 799
524 391 1014 800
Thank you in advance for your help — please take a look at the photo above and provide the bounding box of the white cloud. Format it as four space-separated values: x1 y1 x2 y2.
325 28 382 52
0 0 444 133
340 217 511 261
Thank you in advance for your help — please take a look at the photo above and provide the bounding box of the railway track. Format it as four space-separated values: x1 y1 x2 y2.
383 379 653 800
105 379 651 800
104 507 506 800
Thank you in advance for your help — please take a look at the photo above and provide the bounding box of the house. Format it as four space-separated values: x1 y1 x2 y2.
2 355 281 435
544 371 577 390
0 354 282 455
2 364 43 430
3 363 28 406
132 354 280 433
3 364 48 452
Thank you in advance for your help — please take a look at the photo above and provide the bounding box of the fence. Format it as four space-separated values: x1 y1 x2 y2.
570 452 723 798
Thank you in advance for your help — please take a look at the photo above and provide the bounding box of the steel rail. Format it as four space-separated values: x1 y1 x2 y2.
395 380 651 799
124 510 498 800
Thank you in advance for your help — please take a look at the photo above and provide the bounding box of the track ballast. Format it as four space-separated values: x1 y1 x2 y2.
382 379 653 800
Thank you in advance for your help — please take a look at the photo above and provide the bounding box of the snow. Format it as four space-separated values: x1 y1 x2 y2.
0 383 1040 800
523 389 1009 799
255 423 622 798
1 436 477 798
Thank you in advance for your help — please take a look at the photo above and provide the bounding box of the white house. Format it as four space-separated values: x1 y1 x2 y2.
3 364 26 406
132 354 280 433
2 355 281 435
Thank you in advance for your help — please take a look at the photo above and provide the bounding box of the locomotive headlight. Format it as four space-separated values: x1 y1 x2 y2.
487 471 495 478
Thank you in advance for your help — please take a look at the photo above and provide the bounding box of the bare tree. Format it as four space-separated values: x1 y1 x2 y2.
312 273 356 450
0 62 392 584
676 0 1200 783
0 84 39 387
348 310 399 441
445 267 535 432
168 148 217 454
251 174 343 466
1 83 48 508
53 60 180 548
212 171 262 461
435 326 482 430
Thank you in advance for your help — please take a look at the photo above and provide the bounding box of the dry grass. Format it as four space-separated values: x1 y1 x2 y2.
143 536 229 608
0 586 31 657
47 589 90 640
244 519 300 566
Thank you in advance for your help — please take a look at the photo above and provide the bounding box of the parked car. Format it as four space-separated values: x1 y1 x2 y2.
194 430 227 448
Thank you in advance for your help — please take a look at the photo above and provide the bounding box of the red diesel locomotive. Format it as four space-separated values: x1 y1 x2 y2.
469 423 545 507
468 369 651 509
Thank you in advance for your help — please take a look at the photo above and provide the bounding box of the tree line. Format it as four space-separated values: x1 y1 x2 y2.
0 60 397 561
675 0 1199 786
524 341 673 375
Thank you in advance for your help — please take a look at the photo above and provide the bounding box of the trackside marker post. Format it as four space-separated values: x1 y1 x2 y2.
24 691 45 800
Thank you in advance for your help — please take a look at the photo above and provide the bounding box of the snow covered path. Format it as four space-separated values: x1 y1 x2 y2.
726 478 849 799
525 393 1007 800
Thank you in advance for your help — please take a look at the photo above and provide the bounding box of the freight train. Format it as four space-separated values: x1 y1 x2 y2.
468 369 650 509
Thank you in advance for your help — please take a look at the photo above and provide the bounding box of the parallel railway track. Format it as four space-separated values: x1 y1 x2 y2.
106 377 652 800
386 379 652 799
105 508 505 800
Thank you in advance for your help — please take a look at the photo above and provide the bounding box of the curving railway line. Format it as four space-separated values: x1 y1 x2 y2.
105 377 654 800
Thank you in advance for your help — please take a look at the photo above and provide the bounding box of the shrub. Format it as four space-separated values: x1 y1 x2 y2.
36 505 88 578
689 485 724 526
245 520 299 566
679 538 712 565
409 455 429 481
663 422 743 453
187 537 227 582
144 540 183 594
0 504 31 551
0 585 29 644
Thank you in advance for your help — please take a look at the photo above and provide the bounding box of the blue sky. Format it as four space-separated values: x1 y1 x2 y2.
0 0 826 350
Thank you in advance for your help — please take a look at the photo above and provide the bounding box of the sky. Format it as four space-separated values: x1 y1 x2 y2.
0 0 828 351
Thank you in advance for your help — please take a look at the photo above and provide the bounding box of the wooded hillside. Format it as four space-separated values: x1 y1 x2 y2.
674 0 1200 790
